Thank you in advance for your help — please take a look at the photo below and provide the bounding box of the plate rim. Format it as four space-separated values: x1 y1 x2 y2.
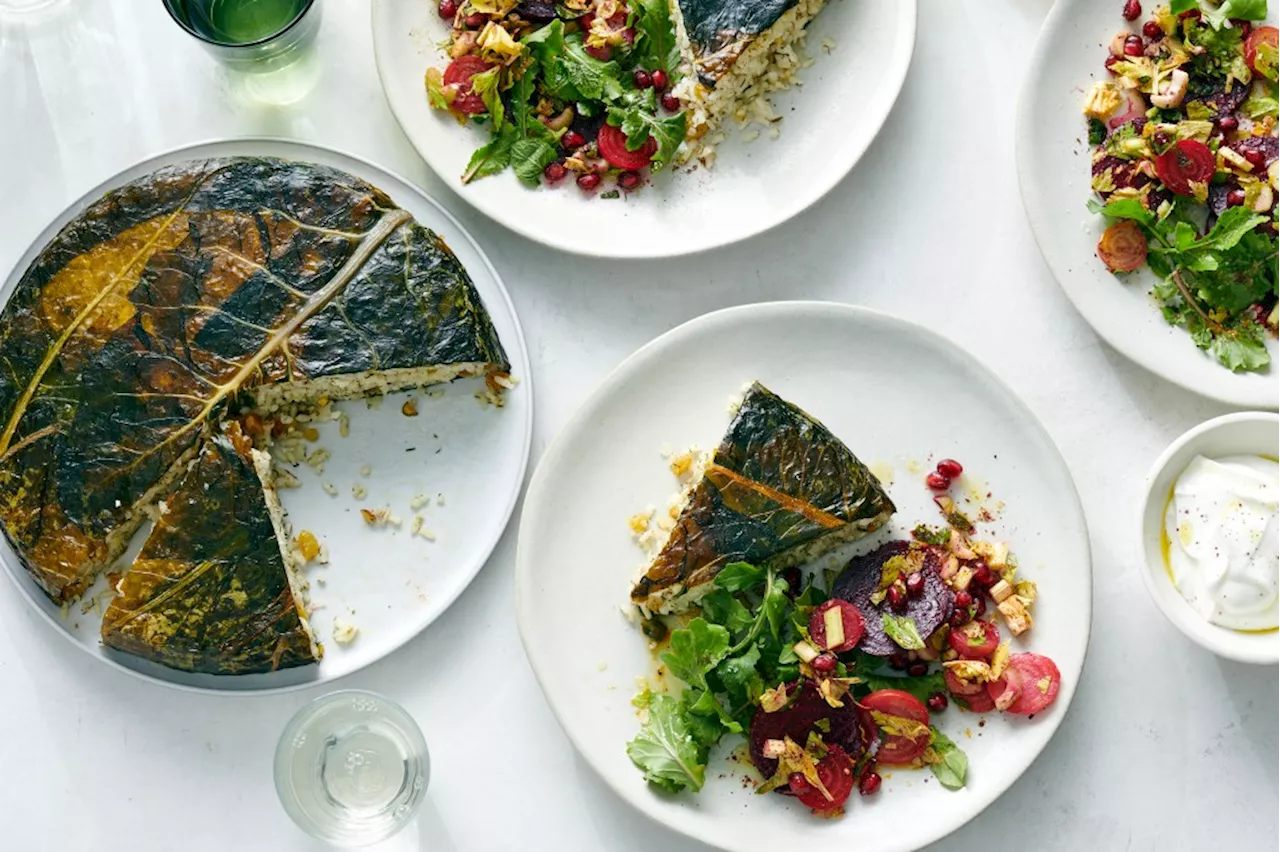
515 300 1093 851
0 136 534 696
1014 0 1277 409
369 0 918 259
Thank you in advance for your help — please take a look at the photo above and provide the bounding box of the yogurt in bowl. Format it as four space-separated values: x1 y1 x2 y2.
1140 412 1280 665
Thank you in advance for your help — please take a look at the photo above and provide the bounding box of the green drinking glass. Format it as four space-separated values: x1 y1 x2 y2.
163 0 322 103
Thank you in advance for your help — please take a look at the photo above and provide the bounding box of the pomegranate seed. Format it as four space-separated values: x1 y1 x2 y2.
858 772 882 796
1179 8 1200 20
927 692 949 712
888 652 909 671
1123 35 1143 56
1235 20 1251 37
438 0 458 17
812 653 837 674
907 662 928 677
464 12 486 27
974 597 987 617
954 590 973 609
887 585 907 612
543 162 567 183
650 69 668 90
949 608 969 628
906 572 925 598
1243 149 1267 169
972 564 996 589
633 69 653 89
1227 188 1246 207
561 130 586 150
1104 54 1122 74
925 471 951 490
936 458 963 479
1122 0 1141 20
781 566 802 597
1153 131 1172 149
661 92 680 112
585 43 612 61
1218 116 1239 133
1142 20 1162 38
576 173 601 190
618 170 642 190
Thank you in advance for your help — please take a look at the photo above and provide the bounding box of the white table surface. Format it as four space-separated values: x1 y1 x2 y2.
0 1 1275 850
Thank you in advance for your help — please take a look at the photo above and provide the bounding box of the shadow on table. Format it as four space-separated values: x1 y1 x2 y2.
572 753 718 852
1218 657 1279 767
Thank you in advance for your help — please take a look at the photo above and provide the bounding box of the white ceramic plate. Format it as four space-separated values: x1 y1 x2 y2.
0 139 532 694
1016 0 1277 408
371 0 915 258
516 302 1091 852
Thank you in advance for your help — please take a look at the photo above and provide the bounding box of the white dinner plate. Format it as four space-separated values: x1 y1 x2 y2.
371 0 915 258
1016 0 1277 408
516 302 1091 852
0 139 532 694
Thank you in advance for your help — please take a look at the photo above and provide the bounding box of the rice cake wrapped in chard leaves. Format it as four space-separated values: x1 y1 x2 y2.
101 423 318 675
630 382 895 614
0 157 509 605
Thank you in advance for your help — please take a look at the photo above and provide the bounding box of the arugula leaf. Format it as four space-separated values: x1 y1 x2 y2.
509 137 558 185
462 123 519 183
715 562 766 592
1087 118 1107 146
626 693 708 792
632 0 681 75
911 524 952 547
925 729 968 790
555 35 624 102
1210 323 1272 371
700 589 754 635
661 618 741 731
1201 206 1267 253
680 690 729 747
1200 0 1269 28
715 644 764 711
861 671 947 704
1088 196 1154 226
1169 0 1198 13
881 613 925 650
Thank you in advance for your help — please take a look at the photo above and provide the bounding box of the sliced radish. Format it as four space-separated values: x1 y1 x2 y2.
986 665 1024 712
944 668 984 697
948 619 1000 660
958 690 996 713
1003 653 1061 716
1106 87 1147 131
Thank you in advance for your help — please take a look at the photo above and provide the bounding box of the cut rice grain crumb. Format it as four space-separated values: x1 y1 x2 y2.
332 617 359 644
352 483 368 500
410 515 438 541
322 481 339 496
338 413 350 437
410 493 431 511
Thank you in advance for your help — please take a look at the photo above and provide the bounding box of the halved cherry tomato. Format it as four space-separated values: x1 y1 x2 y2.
809 600 865 653
597 123 658 170
1245 26 1278 78
948 619 1000 660
861 689 930 765
1002 653 1061 716
1096 220 1149 272
787 745 855 813
944 668 984 697
442 55 494 115
1155 139 1216 196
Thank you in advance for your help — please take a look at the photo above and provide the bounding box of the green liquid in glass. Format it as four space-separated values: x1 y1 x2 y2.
170 0 308 44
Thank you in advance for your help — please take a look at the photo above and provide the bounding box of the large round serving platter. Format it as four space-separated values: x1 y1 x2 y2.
0 138 532 694
516 302 1091 852
1016 0 1277 408
371 0 916 258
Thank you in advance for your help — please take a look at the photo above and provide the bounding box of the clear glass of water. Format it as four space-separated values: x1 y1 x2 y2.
161 0 322 104
275 690 429 847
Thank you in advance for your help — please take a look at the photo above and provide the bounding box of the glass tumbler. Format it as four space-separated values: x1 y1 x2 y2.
162 0 322 104
275 690 429 847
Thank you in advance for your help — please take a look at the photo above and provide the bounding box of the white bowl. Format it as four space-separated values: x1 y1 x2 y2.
1138 412 1280 665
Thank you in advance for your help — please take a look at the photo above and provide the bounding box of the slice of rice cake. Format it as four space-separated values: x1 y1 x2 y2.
630 381 895 615
101 423 320 675
671 0 828 148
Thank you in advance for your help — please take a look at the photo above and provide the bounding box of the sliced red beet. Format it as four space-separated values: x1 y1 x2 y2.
809 600 865 653
597 124 657 170
788 745 856 812
986 665 1024 712
860 689 931 766
442 55 494 115
944 668 984 697
958 690 996 713
831 541 954 657
748 681 875 780
1003 653 1061 715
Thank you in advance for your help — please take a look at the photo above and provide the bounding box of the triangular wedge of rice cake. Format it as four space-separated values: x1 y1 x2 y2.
630 382 895 615
101 423 319 675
